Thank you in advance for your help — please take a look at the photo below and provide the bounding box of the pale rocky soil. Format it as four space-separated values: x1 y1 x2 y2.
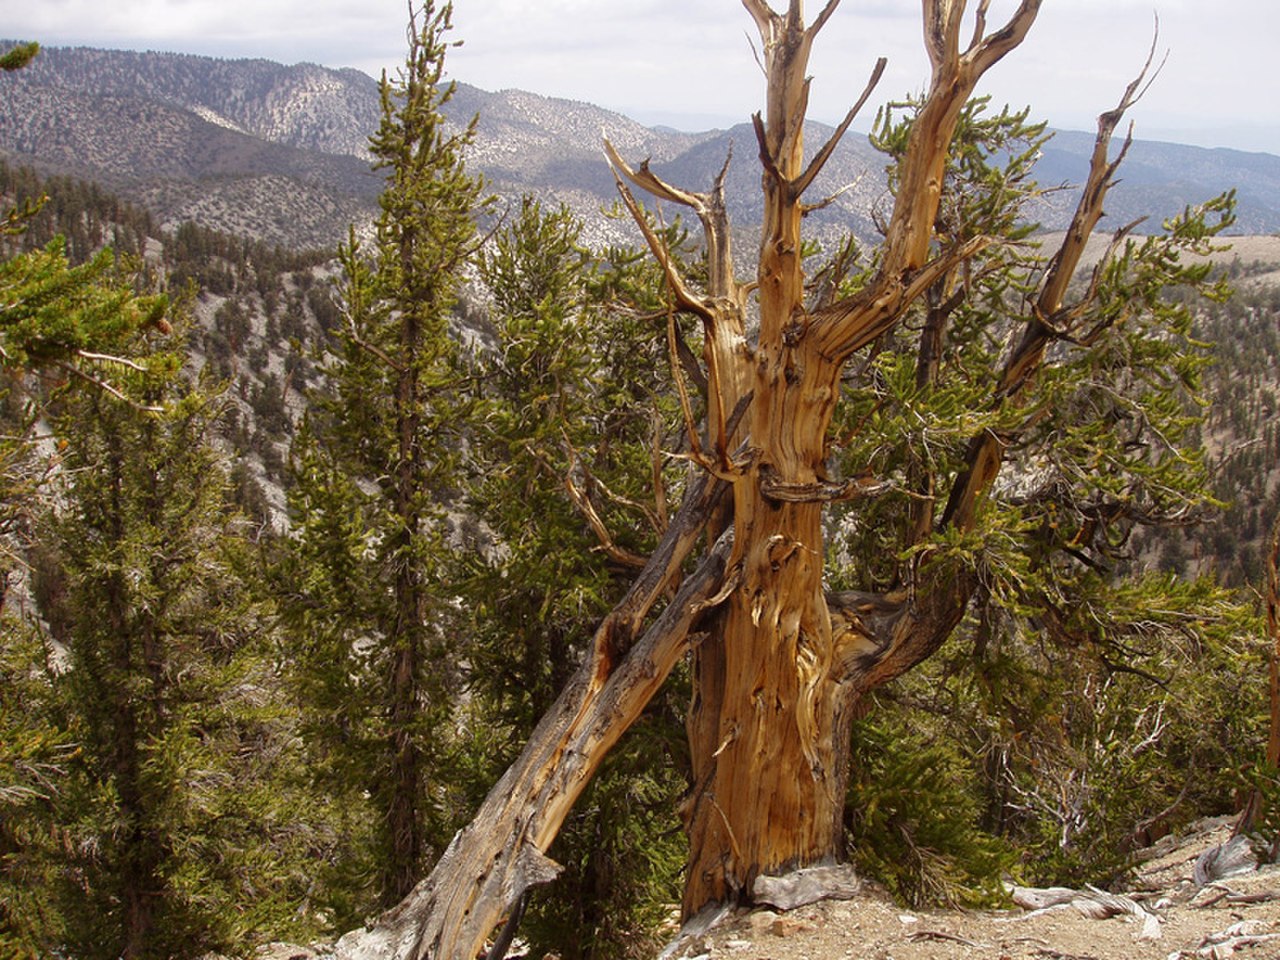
1039 232 1280 279
659 817 1280 960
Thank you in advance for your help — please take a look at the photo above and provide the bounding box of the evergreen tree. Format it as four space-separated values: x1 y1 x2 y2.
0 166 171 581
0 42 38 73
0 138 176 956
334 7 1256 955
27 352 326 959
0 611 70 958
281 0 486 914
464 196 688 958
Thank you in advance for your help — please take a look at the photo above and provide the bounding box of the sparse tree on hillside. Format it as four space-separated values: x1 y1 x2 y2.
0 42 39 73
280 0 486 913
335 3 1234 958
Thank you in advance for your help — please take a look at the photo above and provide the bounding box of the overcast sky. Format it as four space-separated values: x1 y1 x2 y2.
7 0 1279 154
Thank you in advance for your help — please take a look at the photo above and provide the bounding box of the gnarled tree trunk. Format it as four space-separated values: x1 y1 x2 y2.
676 0 1041 916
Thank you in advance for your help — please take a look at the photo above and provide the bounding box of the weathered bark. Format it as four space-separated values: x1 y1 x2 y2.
677 0 1042 917
334 474 732 960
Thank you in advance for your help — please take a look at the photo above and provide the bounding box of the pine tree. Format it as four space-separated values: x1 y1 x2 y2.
281 0 487 913
28 352 326 959
0 612 71 958
0 139 176 956
463 196 689 957
0 42 39 73
332 6 1251 955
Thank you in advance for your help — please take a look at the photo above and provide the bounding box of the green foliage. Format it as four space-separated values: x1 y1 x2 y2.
822 96 1255 901
0 624 71 959
279 0 486 915
845 708 1014 908
15 347 331 958
1137 275 1280 587
0 220 170 387
461 196 689 957
0 42 39 73
845 574 1262 899
987 577 1257 886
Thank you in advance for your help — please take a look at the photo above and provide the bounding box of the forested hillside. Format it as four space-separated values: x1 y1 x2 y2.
2 8 1280 960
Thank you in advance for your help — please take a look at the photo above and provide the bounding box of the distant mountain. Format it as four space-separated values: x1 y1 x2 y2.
2 43 1276 250
1035 131 1280 235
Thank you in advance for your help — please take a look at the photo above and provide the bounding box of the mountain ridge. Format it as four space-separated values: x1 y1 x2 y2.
2 42 1276 250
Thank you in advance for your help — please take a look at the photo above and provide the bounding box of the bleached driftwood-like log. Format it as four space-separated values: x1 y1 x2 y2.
1010 883 1162 940
1194 835 1259 888
751 863 863 911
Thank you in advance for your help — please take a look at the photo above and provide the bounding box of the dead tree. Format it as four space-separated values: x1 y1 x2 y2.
335 2 1174 957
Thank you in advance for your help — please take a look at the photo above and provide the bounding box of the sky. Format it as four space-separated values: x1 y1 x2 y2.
5 0 1279 154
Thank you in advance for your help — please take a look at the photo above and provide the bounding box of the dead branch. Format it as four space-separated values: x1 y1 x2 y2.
603 138 741 307
800 174 864 216
74 350 152 372
334 474 734 960
561 463 649 571
1037 29 1163 319
605 163 712 322
649 412 669 532
813 235 990 360
793 57 885 199
967 0 1042 76
938 46 1157 535
56 362 164 413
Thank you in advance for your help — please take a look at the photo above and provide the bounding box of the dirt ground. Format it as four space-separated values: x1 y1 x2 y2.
657 817 1280 960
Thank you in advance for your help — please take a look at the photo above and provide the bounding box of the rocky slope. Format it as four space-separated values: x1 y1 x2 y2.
237 816 1280 960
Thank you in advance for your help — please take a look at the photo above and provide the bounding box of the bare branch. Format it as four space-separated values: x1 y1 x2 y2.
741 0 777 44
969 0 992 53
967 0 1042 75
605 137 741 306
650 411 669 533
605 164 712 322
807 0 843 39
815 235 990 361
793 57 886 199
751 112 783 185
1036 34 1159 323
336 475 733 960
667 305 710 469
562 457 650 571
800 173 864 216
922 0 961 71
604 139 705 212
57 362 163 413
74 350 152 372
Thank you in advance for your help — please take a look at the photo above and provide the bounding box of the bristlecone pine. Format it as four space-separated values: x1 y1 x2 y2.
334 2 1185 957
